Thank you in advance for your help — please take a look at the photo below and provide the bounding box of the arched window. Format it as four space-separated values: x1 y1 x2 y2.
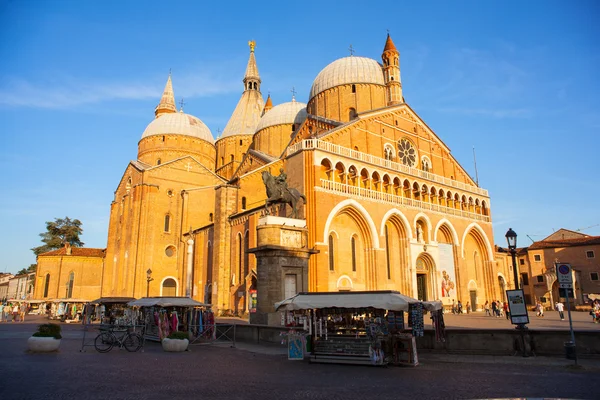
351 236 357 272
385 225 391 279
241 197 247 210
351 84 356 93
66 272 74 298
221 157 224 166
239 139 243 146
349 107 358 120
253 82 257 90
421 157 430 172
244 234 250 278
43 273 50 298
237 233 243 283
209 213 213 222
230 154 234 162
157 159 161 165
328 234 335 271
162 278 177 296
164 214 171 232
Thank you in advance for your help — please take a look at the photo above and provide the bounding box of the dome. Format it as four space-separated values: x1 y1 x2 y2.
141 112 214 143
309 56 385 100
255 100 307 132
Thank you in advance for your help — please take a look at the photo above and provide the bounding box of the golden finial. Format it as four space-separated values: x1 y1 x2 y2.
248 40 256 52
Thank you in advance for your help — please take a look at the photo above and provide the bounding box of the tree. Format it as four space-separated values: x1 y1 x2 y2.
16 264 37 275
31 217 84 255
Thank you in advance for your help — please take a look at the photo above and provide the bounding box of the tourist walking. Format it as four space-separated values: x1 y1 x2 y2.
19 302 27 322
484 301 490 316
536 301 544 317
491 300 498 317
12 303 19 322
503 301 510 320
0 303 4 322
457 300 463 315
466 301 471 314
555 301 565 320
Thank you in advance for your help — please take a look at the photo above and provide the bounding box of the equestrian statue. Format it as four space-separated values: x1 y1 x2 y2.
262 169 306 219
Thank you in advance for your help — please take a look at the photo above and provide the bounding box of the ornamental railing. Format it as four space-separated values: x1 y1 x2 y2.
318 179 491 223
288 139 488 196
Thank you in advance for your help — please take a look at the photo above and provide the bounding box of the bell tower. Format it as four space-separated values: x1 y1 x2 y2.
381 33 403 105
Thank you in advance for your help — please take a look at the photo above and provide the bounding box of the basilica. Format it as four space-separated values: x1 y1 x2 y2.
34 35 513 314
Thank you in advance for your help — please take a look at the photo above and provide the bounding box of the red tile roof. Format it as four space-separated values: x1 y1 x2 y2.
528 236 600 250
38 247 106 258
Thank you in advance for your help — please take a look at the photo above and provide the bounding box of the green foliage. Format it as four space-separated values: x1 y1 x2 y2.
167 331 189 340
31 217 84 256
32 323 62 339
17 264 37 276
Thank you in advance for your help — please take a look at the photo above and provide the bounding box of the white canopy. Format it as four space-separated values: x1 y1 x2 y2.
128 297 211 308
589 294 600 301
274 291 442 312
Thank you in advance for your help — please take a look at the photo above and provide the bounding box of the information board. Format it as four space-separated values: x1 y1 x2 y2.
506 289 529 325
556 263 573 289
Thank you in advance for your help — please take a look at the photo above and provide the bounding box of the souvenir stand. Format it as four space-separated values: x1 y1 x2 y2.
26 300 46 315
127 297 212 342
275 291 443 366
87 297 136 325
48 298 90 322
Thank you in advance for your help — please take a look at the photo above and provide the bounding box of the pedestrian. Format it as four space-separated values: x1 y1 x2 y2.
465 301 471 314
503 301 509 320
556 301 565 320
484 301 490 316
536 301 544 317
12 303 19 322
20 302 27 323
457 300 463 315
452 299 457 314
491 300 498 317
0 303 4 323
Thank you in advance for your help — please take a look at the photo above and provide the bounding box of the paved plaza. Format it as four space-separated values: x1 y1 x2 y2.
0 316 598 400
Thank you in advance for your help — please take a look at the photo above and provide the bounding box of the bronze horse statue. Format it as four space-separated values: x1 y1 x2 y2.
262 171 306 219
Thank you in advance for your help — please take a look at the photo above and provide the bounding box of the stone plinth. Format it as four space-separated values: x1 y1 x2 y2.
248 217 317 326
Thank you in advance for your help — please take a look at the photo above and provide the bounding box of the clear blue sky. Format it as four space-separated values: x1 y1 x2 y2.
1 0 599 274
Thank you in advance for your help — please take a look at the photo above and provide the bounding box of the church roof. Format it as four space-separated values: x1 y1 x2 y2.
248 148 276 163
220 43 265 138
309 56 385 100
154 74 177 117
383 33 397 52
141 111 214 143
39 247 106 257
255 99 307 132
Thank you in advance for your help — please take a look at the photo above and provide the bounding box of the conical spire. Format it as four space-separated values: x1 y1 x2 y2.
243 40 261 92
263 93 273 114
383 33 397 53
155 72 177 118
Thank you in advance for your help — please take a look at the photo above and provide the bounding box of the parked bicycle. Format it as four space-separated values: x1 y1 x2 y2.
94 326 143 353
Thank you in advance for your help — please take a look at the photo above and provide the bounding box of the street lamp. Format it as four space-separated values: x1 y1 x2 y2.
146 268 154 297
505 228 518 289
505 227 529 357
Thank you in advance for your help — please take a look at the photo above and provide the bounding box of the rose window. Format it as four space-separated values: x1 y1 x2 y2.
397 139 417 167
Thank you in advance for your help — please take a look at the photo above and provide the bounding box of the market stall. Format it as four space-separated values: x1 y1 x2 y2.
48 298 91 322
128 297 212 342
274 290 444 366
87 297 136 325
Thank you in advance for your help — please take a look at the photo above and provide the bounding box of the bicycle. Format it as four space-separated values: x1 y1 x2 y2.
94 326 143 353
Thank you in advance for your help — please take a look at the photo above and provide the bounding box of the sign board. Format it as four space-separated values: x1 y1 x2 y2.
287 334 304 360
249 290 257 313
556 263 573 289
506 289 529 325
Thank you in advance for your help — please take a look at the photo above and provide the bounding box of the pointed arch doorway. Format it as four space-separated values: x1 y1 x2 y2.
415 255 435 301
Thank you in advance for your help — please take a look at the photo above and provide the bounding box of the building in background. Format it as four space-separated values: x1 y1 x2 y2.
34 35 509 315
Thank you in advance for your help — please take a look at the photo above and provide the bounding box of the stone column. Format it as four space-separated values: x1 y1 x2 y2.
248 216 318 326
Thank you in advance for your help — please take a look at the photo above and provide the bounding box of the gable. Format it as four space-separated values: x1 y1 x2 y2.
231 150 273 180
145 156 225 187
542 229 589 241
317 103 478 187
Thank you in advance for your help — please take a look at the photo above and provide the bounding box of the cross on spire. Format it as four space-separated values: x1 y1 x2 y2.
290 86 297 100
348 44 355 56
179 98 186 111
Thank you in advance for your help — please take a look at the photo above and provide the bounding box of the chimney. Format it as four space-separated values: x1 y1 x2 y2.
64 242 72 256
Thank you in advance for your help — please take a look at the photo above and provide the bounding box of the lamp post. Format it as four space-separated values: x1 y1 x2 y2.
505 228 519 289
505 228 529 357
146 268 154 297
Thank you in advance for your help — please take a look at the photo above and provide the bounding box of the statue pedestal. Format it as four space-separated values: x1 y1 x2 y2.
248 216 317 326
